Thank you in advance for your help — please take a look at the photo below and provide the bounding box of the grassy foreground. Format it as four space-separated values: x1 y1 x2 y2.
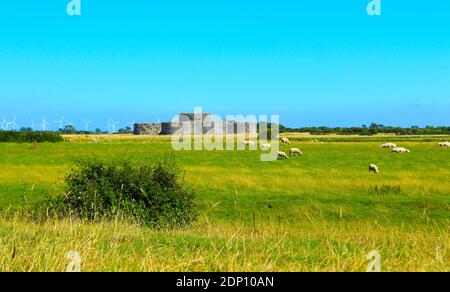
0 217 447 272
0 136 449 271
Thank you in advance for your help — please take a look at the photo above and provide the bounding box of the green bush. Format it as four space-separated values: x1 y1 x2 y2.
0 131 63 143
37 157 197 227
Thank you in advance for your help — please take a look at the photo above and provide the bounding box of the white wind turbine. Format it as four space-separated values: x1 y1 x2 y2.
53 116 65 129
107 119 119 133
106 119 112 133
1 118 7 130
39 117 51 131
112 120 120 133
8 116 19 131
31 119 38 131
82 118 93 132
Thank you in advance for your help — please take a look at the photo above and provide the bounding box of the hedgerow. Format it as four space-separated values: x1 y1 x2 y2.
0 131 63 143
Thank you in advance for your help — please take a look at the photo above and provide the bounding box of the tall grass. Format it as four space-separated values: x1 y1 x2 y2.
0 215 447 272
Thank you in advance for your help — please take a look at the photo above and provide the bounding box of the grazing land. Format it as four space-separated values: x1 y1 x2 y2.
0 135 449 271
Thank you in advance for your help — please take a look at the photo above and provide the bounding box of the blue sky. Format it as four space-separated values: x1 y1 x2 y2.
0 1 449 130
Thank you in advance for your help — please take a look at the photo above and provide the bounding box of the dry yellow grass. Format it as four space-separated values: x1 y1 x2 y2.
0 216 447 272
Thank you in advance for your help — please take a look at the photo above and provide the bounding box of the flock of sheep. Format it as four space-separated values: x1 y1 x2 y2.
241 138 450 175
277 137 303 160
368 143 412 174
380 143 411 153
241 137 302 160
371 141 448 173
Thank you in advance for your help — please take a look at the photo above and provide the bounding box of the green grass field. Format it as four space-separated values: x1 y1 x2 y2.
0 138 449 271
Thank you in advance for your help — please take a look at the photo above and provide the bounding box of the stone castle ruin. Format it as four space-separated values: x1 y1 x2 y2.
134 112 257 135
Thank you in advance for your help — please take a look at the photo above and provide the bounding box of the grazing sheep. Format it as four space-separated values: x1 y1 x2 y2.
277 151 289 160
290 148 303 156
369 164 379 174
380 143 397 149
438 142 450 147
392 147 411 153
281 137 291 145
260 143 271 150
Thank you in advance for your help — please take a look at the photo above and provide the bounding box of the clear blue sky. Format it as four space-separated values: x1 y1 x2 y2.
0 1 449 130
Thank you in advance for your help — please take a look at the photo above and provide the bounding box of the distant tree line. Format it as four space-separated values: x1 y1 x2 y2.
0 131 64 143
57 125 133 135
4 123 449 137
279 123 450 135
3 125 134 136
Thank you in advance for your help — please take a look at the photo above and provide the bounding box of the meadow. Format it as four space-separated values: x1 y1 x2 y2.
0 136 449 271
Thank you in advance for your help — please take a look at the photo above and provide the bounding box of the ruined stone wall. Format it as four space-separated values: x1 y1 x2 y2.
160 121 212 135
133 123 162 135
134 114 258 136
160 122 184 135
179 113 211 122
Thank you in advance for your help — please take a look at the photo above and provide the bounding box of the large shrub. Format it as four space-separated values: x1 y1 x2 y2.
41 157 197 227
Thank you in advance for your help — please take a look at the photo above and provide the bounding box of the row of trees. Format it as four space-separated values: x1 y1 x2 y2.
0 131 64 143
7 123 450 136
280 123 450 135
14 126 133 135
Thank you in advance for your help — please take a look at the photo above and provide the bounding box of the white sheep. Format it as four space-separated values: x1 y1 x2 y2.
290 148 303 156
369 164 379 174
380 143 397 149
392 147 411 153
438 142 450 147
260 143 271 150
277 151 289 160
281 137 290 145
